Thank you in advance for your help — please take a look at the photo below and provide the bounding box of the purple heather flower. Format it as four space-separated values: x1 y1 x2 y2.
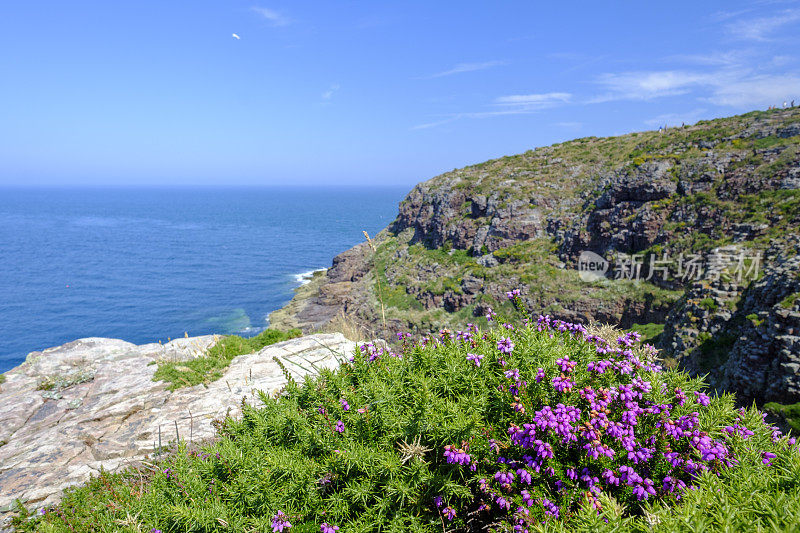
320 524 339 533
150 530 161 533
541 498 559 518
443 444 471 465
555 356 576 373
762 452 777 465
694 391 711 406
632 478 656 500
521 489 535 507
486 307 497 321
504 368 521 381
497 337 515 354
495 496 511 510
271 511 291 532
442 507 456 521
628 446 654 464
334 420 345 433
580 468 600 487
494 470 515 486
466 352 484 367
433 495 443 508
674 388 686 406
632 377 652 394
339 398 350 411
617 331 641 347
551 375 574 393
587 359 613 373
533 439 554 459
506 289 521 300
517 468 532 484
534 368 545 382
602 469 620 486
584 441 615 460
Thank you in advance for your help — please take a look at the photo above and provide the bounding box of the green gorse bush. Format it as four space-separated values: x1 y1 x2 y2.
14 295 800 532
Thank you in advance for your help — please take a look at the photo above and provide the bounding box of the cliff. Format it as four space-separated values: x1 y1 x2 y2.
271 107 800 406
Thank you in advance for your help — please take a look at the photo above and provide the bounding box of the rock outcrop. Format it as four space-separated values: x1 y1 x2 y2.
0 333 358 519
272 107 800 407
659 238 800 404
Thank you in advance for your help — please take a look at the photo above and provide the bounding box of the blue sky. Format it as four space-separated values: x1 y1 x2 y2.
1 1 799 187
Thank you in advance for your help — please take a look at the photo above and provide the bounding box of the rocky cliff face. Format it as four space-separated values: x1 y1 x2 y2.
0 333 358 523
659 238 800 404
272 107 800 407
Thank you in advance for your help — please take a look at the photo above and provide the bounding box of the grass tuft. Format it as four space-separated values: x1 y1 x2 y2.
153 328 301 390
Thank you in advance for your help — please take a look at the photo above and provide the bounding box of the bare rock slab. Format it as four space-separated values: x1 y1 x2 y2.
0 333 357 516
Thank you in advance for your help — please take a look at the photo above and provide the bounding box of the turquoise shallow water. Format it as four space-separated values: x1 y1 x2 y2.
0 187 407 372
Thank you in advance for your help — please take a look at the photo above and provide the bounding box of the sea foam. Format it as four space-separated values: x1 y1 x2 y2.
294 268 327 285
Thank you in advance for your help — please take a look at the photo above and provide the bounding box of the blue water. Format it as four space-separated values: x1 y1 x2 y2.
0 187 407 372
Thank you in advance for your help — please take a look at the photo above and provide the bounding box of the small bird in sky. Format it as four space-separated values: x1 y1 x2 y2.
232 33 241 40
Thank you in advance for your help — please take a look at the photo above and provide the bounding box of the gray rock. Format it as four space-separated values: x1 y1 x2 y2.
477 254 499 267
0 333 360 518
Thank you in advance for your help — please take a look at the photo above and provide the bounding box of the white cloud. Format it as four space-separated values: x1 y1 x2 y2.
666 51 746 66
251 6 290 26
424 60 506 79
322 84 340 100
591 71 710 102
411 93 572 130
589 66 800 109
411 117 459 130
726 9 800 41
707 74 800 106
494 92 572 106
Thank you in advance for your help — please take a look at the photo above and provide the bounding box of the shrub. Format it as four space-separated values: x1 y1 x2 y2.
16 300 800 532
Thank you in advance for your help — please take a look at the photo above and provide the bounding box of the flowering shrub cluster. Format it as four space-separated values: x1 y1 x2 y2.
16 294 800 533
439 312 784 530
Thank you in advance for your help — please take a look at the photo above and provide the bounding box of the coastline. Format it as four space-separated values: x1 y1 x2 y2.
268 269 329 331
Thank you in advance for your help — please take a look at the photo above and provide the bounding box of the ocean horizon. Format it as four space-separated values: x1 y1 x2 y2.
0 186 408 372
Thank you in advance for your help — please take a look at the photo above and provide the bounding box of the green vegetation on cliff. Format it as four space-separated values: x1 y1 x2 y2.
275 108 800 346
15 305 800 532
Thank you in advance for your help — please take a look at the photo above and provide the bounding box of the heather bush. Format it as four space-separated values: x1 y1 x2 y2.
15 295 800 532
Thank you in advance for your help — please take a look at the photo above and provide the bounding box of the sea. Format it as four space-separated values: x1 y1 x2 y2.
0 187 407 373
